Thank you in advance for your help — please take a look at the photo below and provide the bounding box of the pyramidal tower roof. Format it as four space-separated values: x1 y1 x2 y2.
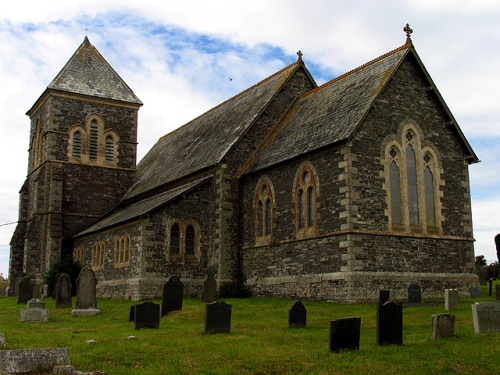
46 36 142 105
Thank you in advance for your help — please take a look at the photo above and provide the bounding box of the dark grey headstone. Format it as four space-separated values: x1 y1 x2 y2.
204 301 231 334
75 267 97 309
408 283 422 303
12 272 24 297
17 275 33 304
377 302 403 346
379 290 390 304
161 275 184 316
432 313 456 339
201 266 218 303
134 302 160 330
55 273 72 308
329 317 361 352
476 267 487 285
129 305 136 322
288 301 307 328
469 286 482 298
496 285 500 301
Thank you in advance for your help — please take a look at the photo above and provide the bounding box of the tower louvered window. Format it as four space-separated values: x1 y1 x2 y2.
105 135 114 162
72 131 82 158
89 120 99 160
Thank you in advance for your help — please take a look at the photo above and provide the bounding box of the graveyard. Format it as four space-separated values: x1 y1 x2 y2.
0 283 499 374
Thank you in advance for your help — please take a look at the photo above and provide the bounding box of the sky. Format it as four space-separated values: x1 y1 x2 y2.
1 0 499 278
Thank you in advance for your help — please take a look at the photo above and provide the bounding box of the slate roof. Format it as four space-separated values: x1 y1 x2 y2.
43 37 142 105
124 61 305 199
247 42 478 172
74 177 211 237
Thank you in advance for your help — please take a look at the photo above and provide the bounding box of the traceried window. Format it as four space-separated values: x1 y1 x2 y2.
294 163 319 238
73 247 84 265
167 220 200 262
384 124 442 233
114 235 131 268
254 176 275 245
91 242 105 270
68 114 119 166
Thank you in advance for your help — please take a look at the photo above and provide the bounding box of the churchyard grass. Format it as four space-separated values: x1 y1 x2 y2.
1 283 499 374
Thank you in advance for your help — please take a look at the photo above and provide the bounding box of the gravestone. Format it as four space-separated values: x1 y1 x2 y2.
19 299 48 323
472 302 500 333
329 317 361 352
407 283 422 303
129 305 136 322
30 272 44 301
496 285 500 301
469 286 482 298
134 302 160 330
161 275 184 316
17 275 33 304
204 301 232 334
72 267 100 317
12 272 24 297
379 290 390 304
201 266 217 303
288 301 307 328
0 348 70 374
432 313 455 339
444 289 459 311
55 273 72 308
476 267 487 285
376 301 403 346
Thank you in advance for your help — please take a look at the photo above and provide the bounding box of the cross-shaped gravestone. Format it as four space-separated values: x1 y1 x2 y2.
31 272 44 301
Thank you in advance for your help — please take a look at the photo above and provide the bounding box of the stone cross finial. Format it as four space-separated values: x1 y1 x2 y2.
404 23 413 40
297 50 303 61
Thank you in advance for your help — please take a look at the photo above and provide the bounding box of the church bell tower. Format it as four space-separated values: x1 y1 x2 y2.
9 37 142 291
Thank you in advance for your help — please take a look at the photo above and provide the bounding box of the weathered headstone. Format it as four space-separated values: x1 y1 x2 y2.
476 267 487 285
201 266 217 303
472 302 500 333
288 301 307 328
12 272 24 297
204 301 232 334
0 348 70 374
407 283 422 303
161 275 184 316
379 290 390 304
444 289 459 311
432 313 455 339
72 267 100 317
17 275 32 304
30 272 44 301
134 302 160 330
19 299 48 323
376 301 403 346
329 317 361 352
469 286 482 298
55 273 72 308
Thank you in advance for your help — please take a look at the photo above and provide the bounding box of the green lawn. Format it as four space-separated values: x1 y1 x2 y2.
1 283 499 374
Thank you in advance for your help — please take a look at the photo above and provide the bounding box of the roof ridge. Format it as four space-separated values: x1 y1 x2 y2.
301 41 412 99
156 60 302 143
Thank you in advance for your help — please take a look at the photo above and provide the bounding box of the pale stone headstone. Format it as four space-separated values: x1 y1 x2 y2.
55 273 72 308
204 301 231 333
72 267 100 317
0 348 70 374
30 272 44 301
444 289 459 311
201 266 217 303
377 302 403 346
161 275 184 316
472 302 500 333
432 313 455 339
329 317 361 352
408 283 422 303
134 302 160 330
288 301 307 328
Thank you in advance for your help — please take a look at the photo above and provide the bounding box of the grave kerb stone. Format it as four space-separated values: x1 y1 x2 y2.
0 348 70 374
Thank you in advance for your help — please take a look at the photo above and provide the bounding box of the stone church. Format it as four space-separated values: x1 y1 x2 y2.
10 29 480 302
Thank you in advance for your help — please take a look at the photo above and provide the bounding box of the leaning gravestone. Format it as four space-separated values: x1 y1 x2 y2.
204 301 232 334
408 283 422 303
201 266 217 303
134 302 160 330
55 273 72 308
161 275 184 316
72 267 100 317
432 313 455 339
472 302 500 333
329 317 361 352
469 286 482 298
288 301 307 328
444 289 459 311
377 301 403 346
17 275 33 304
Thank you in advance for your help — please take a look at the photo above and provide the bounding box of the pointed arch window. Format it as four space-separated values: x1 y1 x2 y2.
105 135 114 162
89 120 99 161
406 142 419 225
170 224 180 255
186 225 195 256
72 131 82 158
254 177 275 245
294 163 319 239
167 220 200 262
